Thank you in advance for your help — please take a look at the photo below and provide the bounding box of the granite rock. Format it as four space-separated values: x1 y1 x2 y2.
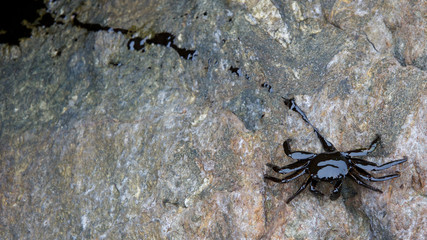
0 0 425 239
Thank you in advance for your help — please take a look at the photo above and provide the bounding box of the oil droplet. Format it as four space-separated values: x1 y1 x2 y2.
229 66 241 76
261 83 273 93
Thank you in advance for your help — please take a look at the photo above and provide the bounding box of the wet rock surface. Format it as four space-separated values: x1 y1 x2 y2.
0 0 425 239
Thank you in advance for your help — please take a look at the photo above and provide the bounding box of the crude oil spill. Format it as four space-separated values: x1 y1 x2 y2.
128 33 197 60
72 14 131 35
72 15 197 60
229 66 242 77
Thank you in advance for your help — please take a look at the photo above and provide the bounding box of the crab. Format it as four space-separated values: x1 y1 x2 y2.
265 98 407 203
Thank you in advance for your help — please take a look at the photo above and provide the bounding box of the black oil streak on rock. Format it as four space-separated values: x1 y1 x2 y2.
128 33 198 60
72 14 131 35
72 15 197 60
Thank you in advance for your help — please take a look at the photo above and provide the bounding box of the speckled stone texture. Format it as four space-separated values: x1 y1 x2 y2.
0 0 425 239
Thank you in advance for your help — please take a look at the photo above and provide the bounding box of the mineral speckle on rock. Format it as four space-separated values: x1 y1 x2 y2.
0 0 425 239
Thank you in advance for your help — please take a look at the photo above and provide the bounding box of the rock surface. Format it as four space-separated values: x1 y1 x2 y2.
0 0 425 239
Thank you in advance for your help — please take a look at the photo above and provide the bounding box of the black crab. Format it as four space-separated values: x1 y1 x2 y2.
265 98 407 203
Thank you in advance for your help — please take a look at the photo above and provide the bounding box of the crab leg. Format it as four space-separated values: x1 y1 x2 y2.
353 166 401 182
267 160 309 174
348 170 383 193
286 176 312 203
330 180 343 200
283 98 336 152
264 168 307 183
350 157 407 171
344 135 381 157
309 179 324 196
283 139 317 160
